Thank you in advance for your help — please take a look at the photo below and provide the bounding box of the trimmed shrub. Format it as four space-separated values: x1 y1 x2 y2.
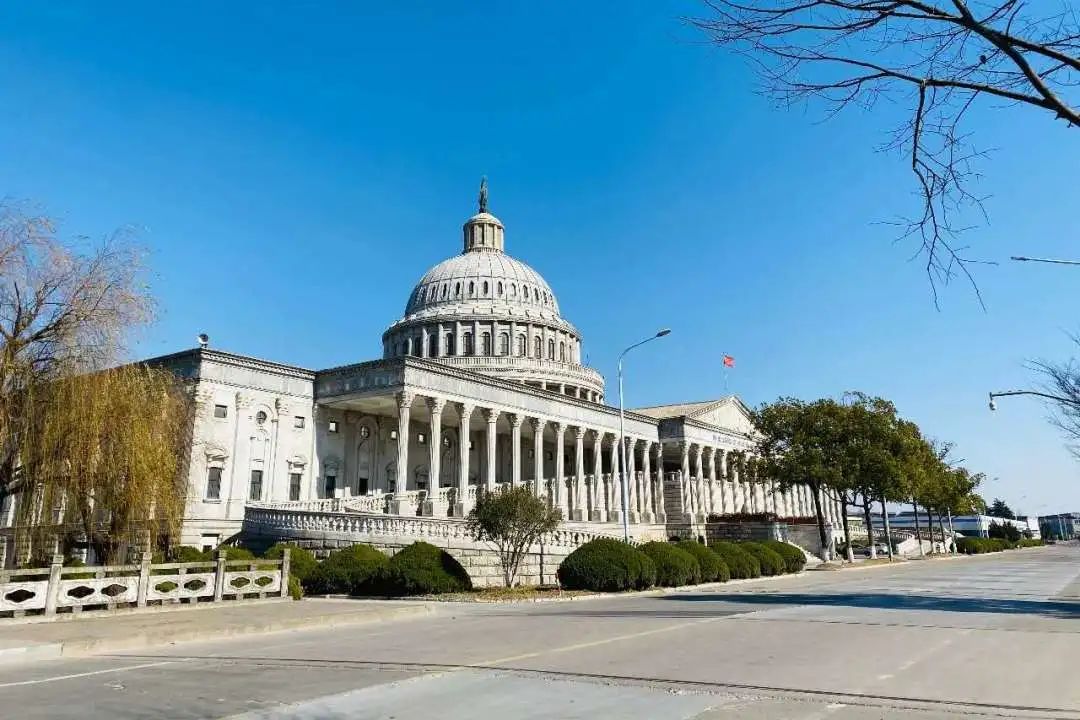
220 546 256 561
171 546 210 563
1019 538 1045 548
264 543 318 583
761 541 807 574
640 542 700 587
287 575 303 600
557 538 655 592
305 544 389 595
957 536 1020 554
740 542 786 576
383 542 472 595
710 541 761 579
676 541 730 583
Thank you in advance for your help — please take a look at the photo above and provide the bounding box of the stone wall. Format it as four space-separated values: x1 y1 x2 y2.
241 504 667 587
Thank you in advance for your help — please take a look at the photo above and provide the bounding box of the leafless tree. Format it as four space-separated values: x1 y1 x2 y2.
1032 336 1080 457
692 1 1079 305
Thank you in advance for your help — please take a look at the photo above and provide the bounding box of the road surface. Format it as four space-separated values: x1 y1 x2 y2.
2 544 1078 719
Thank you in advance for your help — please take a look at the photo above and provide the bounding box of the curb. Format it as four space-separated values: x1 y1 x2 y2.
0 603 435 664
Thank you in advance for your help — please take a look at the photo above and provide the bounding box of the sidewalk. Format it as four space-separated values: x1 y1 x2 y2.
0 598 435 665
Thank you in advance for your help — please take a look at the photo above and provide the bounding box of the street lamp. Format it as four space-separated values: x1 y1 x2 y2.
617 328 671 542
988 390 1080 411
1010 256 1080 266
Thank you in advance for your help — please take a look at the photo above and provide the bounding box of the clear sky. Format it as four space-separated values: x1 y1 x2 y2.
1 2 1076 514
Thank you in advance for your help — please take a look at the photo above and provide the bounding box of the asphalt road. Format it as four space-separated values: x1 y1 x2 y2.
3 544 1079 720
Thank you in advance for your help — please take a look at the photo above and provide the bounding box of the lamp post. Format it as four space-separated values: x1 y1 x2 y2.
987 390 1080 411
1010 256 1080 266
617 328 671 542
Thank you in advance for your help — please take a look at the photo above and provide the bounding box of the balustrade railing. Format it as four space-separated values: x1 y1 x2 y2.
0 550 290 619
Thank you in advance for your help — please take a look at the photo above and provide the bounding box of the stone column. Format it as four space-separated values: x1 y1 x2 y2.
509 413 523 487
454 403 472 517
483 408 499 493
553 422 566 515
420 326 429 358
390 391 414 515
679 441 691 521
572 426 586 521
692 444 705 521
422 397 445 516
653 442 666 524
607 433 622 522
625 437 638 523
590 431 603 521
705 447 717 517
531 418 545 498
639 441 652 523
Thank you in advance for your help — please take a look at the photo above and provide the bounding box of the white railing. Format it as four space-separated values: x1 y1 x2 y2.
344 494 391 514
244 505 630 550
0 550 290 619
433 355 604 388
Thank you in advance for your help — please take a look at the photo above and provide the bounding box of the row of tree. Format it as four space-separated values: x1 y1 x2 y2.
752 392 985 560
0 202 192 563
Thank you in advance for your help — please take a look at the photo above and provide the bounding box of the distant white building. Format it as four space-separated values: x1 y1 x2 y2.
884 512 1037 539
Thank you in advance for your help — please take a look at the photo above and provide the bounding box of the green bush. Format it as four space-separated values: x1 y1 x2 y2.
956 536 1018 554
1019 538 1045 548
171 546 210 563
220 546 256 561
740 542 786 576
640 542 700 587
287 575 304 600
675 541 729 583
557 538 655 592
383 542 472 595
710 541 761 579
761 541 807 574
263 543 318 583
304 544 389 595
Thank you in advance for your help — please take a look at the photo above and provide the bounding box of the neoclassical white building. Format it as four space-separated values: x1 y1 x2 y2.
126 186 843 568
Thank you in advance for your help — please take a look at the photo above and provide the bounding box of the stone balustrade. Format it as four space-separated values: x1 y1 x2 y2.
0 550 290 619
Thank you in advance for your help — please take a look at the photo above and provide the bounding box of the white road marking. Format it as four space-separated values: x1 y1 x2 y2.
0 659 185 689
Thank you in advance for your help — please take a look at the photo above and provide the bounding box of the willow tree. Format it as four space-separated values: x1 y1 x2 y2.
16 364 193 563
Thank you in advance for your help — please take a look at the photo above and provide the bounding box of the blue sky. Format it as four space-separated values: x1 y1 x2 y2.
1 2 1076 513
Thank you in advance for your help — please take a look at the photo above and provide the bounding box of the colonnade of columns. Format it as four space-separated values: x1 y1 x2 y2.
384 390 844 526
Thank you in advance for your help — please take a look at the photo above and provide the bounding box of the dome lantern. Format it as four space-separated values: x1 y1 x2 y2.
462 177 505 253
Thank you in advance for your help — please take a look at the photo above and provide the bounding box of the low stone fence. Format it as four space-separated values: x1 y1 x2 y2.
0 550 291 619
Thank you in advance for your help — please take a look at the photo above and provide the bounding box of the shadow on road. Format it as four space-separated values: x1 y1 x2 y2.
662 592 1080 618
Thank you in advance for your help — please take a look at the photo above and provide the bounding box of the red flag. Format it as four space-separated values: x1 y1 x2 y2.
722 355 735 368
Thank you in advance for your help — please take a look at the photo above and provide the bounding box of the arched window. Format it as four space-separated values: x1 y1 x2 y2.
517 334 526 356
463 332 474 355
455 282 461 297
481 332 492 355
468 281 475 296
499 332 509 355
428 333 439 357
559 342 566 362
509 284 516 298
399 342 407 357
523 285 529 300
548 339 555 360
534 289 540 302
534 336 541 358
445 334 455 356
482 281 489 295
441 284 448 299
497 282 503 296
413 337 422 356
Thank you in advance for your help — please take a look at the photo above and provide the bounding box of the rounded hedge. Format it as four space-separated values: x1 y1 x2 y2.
383 541 472 595
557 538 655 592
264 543 319 583
675 541 730 583
640 542 700 587
710 541 761 579
305 543 389 595
740 542 786 576
761 541 807 574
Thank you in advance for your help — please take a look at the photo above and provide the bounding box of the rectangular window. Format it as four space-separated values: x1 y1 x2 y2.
249 470 263 501
294 416 305 429
214 404 228 418
289 472 302 501
206 467 222 500
324 474 336 497
328 420 338 433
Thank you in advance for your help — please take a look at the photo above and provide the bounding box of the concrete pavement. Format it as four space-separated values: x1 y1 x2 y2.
1 544 1077 719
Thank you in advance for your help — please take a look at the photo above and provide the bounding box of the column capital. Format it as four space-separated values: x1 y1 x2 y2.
482 407 500 424
426 396 447 414
455 402 474 420
574 425 587 440
589 428 602 441
703 446 715 459
395 390 415 410
551 420 565 433
509 412 525 428
530 417 546 433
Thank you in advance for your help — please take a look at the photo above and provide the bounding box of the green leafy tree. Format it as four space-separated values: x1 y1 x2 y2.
467 485 562 587
988 498 1016 520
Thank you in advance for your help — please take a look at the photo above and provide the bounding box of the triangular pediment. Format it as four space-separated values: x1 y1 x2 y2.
688 396 755 434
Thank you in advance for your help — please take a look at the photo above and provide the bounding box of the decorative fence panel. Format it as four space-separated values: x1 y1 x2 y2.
0 550 290 620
